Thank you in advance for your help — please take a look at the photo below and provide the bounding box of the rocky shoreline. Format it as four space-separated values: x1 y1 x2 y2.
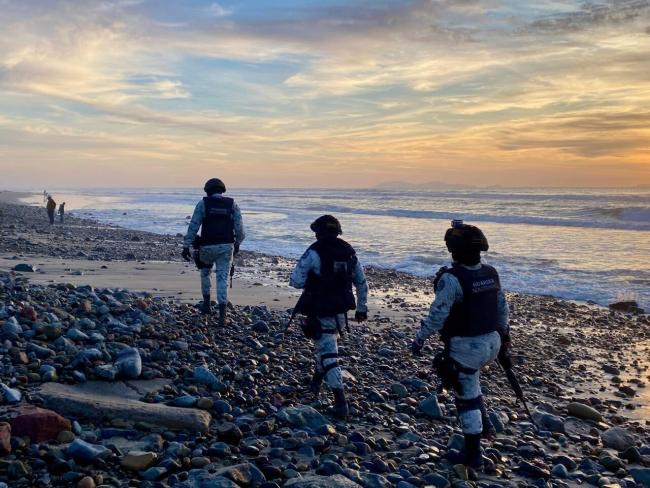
0 200 649 488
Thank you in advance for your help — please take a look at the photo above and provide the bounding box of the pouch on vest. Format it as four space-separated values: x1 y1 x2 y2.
191 236 210 269
299 315 322 340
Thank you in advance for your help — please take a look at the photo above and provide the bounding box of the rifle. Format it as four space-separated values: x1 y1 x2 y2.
230 263 235 288
498 347 538 430
283 292 312 335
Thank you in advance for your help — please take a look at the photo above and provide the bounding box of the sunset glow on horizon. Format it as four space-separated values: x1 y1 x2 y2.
1 0 649 189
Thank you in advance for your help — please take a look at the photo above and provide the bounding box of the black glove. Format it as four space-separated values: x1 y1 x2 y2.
411 337 424 356
181 247 192 262
354 311 367 323
234 242 240 255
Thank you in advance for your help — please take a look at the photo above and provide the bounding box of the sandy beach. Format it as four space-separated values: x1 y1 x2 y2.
0 193 648 487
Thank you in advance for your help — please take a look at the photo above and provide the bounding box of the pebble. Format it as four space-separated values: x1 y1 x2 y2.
77 476 96 488
418 394 443 419
115 347 142 379
120 451 158 471
66 439 111 462
602 427 636 451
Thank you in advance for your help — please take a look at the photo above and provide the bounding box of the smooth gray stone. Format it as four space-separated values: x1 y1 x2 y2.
66 439 111 461
1 317 22 339
13 263 36 272
0 383 22 404
39 380 210 432
419 394 443 419
602 427 636 451
194 366 219 386
285 475 362 487
276 405 331 430
116 347 142 379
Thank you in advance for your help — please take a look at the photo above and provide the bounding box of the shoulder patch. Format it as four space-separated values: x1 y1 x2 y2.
436 276 446 292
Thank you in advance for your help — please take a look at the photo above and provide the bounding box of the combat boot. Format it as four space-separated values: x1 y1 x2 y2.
218 304 227 327
199 295 212 315
463 433 483 471
331 388 349 419
309 371 324 394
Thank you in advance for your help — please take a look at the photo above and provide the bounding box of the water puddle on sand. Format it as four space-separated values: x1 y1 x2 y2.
627 339 650 421
573 337 650 422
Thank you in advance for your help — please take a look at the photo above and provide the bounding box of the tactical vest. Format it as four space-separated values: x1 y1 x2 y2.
305 237 357 317
199 196 235 245
437 264 500 341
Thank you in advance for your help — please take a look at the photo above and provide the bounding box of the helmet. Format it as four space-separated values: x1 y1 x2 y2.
204 178 226 195
310 215 342 236
444 220 489 253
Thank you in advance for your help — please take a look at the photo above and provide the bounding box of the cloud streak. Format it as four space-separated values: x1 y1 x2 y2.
0 0 649 188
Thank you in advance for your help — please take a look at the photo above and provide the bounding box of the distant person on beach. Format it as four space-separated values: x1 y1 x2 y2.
58 202 65 223
289 215 369 419
46 196 56 225
182 178 245 325
411 220 509 473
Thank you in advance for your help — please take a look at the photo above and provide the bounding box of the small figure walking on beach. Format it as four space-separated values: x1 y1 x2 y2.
182 178 245 326
46 195 56 225
289 215 369 419
58 202 65 223
411 220 510 474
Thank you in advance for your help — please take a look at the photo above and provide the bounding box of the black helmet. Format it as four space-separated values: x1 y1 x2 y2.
204 178 226 195
310 215 342 236
444 220 489 253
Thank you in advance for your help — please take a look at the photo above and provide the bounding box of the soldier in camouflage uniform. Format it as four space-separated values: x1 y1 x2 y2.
290 215 369 418
411 220 510 472
182 178 245 325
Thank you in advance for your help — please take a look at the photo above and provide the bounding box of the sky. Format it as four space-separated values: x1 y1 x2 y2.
0 0 649 188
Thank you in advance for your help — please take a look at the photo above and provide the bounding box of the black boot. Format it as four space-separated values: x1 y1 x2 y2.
218 304 227 327
309 371 324 394
463 433 483 471
331 388 349 419
199 295 211 315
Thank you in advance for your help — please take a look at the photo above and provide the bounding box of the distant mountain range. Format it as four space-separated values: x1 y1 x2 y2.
374 180 476 190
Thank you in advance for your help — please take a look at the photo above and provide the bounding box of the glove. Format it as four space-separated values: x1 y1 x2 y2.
234 242 240 255
411 337 424 356
181 247 192 262
354 311 367 323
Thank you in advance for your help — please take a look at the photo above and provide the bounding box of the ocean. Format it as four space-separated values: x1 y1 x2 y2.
25 187 650 310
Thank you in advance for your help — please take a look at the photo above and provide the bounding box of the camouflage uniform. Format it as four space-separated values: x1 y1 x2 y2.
184 195 245 306
290 249 368 389
416 263 509 435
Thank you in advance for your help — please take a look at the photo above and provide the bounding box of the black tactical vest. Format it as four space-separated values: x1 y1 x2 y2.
437 264 500 341
305 237 357 317
199 197 235 245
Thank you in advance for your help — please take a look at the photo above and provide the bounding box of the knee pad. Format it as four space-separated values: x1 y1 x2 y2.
456 395 483 435
455 395 483 413
321 352 339 373
459 409 483 435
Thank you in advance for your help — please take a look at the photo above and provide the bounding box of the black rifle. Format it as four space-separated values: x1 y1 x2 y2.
230 263 235 288
283 292 313 334
498 347 538 430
